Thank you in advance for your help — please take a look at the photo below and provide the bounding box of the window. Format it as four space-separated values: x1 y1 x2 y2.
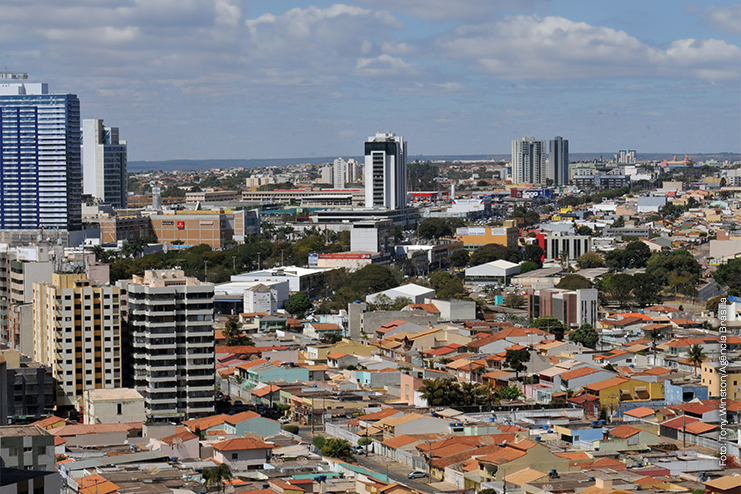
117 403 122 415
231 453 238 460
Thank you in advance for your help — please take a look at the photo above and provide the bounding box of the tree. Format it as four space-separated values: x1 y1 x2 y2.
623 241 652 268
320 333 343 344
556 274 593 290
222 316 254 346
646 250 702 289
504 292 525 309
632 273 662 307
533 316 565 340
202 464 233 492
646 328 663 365
430 271 467 299
577 225 593 236
469 244 520 266
522 244 545 265
322 438 355 460
284 425 299 434
285 292 312 318
450 249 470 268
687 343 707 376
504 348 530 379
496 385 524 400
419 378 456 406
604 273 635 307
714 257 741 292
576 252 604 269
312 435 326 449
569 323 599 349
418 218 455 240
519 261 539 273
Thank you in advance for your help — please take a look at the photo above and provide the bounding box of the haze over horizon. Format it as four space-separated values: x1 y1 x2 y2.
5 0 741 161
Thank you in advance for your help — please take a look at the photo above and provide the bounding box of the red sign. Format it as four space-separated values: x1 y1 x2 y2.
319 253 372 259
177 221 185 229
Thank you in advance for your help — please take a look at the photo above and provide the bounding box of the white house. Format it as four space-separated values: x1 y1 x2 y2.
82 388 145 425
149 430 199 460
212 437 273 470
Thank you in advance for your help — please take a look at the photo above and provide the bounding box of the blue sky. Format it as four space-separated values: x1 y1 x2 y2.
3 0 740 160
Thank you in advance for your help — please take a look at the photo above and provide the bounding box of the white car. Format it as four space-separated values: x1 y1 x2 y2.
278 416 291 424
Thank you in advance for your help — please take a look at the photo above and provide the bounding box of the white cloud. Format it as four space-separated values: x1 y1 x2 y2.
434 15 741 81
354 0 543 21
355 54 417 76
701 5 741 34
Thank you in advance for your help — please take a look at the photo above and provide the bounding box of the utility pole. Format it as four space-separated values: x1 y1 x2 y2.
257 252 261 270
204 261 208 281
232 256 237 272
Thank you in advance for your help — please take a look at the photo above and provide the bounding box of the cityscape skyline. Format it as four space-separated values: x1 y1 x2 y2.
3 1 740 162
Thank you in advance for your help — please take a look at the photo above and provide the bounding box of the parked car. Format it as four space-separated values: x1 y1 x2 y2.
351 446 366 455
407 471 427 479
234 400 243 406
278 416 291 424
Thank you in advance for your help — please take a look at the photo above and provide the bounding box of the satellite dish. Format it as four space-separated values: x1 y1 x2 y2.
479 436 495 445
297 456 309 465
144 466 161 475
244 432 263 441
172 437 183 444
270 456 284 466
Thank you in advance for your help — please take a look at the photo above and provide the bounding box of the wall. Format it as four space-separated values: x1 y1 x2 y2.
85 397 145 425
214 448 270 470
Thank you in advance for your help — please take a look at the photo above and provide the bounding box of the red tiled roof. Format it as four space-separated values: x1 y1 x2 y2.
583 376 631 391
608 425 642 438
213 437 273 451
661 415 699 430
624 407 655 418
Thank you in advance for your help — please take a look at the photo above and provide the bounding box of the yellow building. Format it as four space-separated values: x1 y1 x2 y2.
582 376 664 410
702 362 741 399
459 220 518 250
33 273 122 408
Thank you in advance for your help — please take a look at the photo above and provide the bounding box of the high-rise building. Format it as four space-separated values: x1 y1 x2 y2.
320 165 332 184
617 149 636 164
512 137 546 185
117 270 215 421
32 273 122 409
364 132 407 209
333 157 346 189
0 81 81 230
345 158 361 184
548 136 569 186
82 119 127 208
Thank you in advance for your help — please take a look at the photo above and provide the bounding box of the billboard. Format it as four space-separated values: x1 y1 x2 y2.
308 253 319 267
177 221 185 229
456 227 486 236
510 188 552 199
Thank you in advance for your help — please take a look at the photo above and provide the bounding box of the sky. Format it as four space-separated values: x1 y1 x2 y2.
3 0 741 161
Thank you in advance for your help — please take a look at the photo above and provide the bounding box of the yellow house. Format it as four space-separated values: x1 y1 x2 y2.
582 376 664 410
302 339 375 363
476 439 578 482
702 362 741 399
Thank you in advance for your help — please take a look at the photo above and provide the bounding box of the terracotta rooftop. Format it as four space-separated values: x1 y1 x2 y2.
213 437 274 451
608 425 642 438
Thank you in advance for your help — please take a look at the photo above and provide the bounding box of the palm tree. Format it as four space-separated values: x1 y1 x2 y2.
419 378 455 407
646 328 663 365
202 464 233 492
687 343 707 376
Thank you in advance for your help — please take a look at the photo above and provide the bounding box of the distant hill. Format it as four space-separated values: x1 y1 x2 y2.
129 152 741 172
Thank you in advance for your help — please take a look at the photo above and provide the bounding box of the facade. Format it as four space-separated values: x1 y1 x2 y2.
0 81 82 231
512 136 546 185
32 273 122 409
212 438 273 470
333 157 346 189
184 189 241 202
573 172 630 190
117 270 215 421
350 220 394 254
150 209 251 249
82 119 127 208
0 350 55 424
528 288 598 328
364 132 407 209
536 232 592 262
548 136 569 186
82 388 145 425
702 362 741 399
0 425 56 471
617 149 637 164
456 222 518 250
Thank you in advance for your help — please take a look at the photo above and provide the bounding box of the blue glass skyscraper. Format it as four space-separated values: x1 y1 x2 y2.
0 81 82 231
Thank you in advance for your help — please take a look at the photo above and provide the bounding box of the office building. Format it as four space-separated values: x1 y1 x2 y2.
512 136 547 185
32 273 122 409
0 81 81 230
548 136 569 186
0 349 56 424
82 119 127 208
333 157 346 189
346 158 362 184
117 270 215 421
534 232 593 262
0 425 56 471
364 132 407 209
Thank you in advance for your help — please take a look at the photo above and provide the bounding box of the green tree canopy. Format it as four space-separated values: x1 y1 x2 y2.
430 270 467 299
632 272 663 307
714 257 741 292
450 249 470 268
469 244 520 266
533 316 566 340
285 292 312 318
522 244 545 265
568 323 599 349
646 249 702 293
418 218 455 240
519 261 540 273
504 348 531 378
321 438 355 460
604 273 636 307
576 252 605 269
556 274 593 290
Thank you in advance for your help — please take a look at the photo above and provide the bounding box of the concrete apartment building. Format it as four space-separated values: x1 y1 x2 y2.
32 273 122 410
0 425 56 472
82 388 145 425
528 288 599 328
117 270 215 421
0 349 55 425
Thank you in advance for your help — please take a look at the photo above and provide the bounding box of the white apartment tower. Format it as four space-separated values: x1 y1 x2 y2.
364 132 407 209
548 136 569 186
333 157 346 189
512 136 547 185
617 149 636 164
117 270 215 421
32 273 122 409
82 119 128 208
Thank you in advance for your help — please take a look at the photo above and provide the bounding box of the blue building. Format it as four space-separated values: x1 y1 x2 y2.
664 380 708 405
0 80 82 231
